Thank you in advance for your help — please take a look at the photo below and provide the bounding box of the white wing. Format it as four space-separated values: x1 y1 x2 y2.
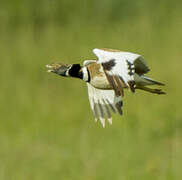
83 60 97 66
93 48 145 94
87 83 123 127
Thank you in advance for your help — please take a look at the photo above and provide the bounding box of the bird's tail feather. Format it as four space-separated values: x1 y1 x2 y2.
142 76 165 86
134 74 165 86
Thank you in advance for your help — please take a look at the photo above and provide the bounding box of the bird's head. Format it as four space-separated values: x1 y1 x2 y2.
46 63 82 78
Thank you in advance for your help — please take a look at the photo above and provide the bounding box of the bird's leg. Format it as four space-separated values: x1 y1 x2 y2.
135 86 166 95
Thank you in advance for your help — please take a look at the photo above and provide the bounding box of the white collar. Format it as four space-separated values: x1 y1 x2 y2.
82 67 89 82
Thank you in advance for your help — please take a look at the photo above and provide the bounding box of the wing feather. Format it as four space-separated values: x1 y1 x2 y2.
83 60 97 66
87 83 123 127
93 48 149 93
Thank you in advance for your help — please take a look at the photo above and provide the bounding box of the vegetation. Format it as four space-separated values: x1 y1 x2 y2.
0 0 181 179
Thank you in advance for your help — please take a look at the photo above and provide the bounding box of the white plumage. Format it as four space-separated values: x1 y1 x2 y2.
93 48 141 86
87 83 124 127
46 48 165 128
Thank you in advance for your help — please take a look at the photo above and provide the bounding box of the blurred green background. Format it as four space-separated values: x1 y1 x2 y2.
0 0 182 179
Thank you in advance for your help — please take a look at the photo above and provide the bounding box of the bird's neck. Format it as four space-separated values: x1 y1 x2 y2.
81 67 90 82
68 64 90 82
68 64 83 79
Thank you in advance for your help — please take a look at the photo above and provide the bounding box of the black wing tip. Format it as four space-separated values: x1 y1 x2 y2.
115 101 123 115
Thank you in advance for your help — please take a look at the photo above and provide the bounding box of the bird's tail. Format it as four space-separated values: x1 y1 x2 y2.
135 75 166 94
134 74 165 86
141 76 165 86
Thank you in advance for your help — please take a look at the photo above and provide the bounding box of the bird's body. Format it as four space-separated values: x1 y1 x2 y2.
86 62 111 89
46 48 165 127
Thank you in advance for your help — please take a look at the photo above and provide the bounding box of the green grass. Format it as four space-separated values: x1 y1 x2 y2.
0 7 182 180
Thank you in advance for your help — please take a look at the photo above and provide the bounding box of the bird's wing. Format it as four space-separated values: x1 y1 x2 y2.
132 56 150 75
87 83 123 127
83 60 97 66
93 48 148 95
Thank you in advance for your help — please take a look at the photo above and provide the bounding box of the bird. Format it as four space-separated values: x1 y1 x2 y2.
46 48 165 127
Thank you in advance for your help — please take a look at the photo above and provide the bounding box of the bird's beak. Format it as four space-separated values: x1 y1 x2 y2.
46 63 71 76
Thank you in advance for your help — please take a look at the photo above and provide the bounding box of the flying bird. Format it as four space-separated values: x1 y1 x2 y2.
46 48 165 127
